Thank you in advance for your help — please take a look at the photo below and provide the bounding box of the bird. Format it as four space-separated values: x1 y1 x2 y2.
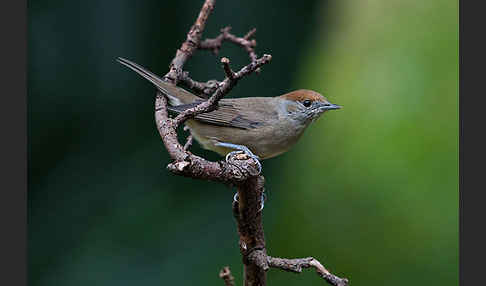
117 57 341 167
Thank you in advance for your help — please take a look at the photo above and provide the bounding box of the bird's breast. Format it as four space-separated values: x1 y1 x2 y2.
185 114 308 160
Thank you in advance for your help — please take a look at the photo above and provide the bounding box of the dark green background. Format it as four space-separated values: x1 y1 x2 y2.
28 1 458 285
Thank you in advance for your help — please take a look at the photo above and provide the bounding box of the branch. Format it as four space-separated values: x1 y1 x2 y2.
173 55 271 126
147 1 349 286
233 176 267 286
266 256 349 286
154 93 261 182
177 26 261 97
221 57 235 80
163 0 215 85
242 249 349 286
219 266 236 286
154 0 269 183
183 126 193 151
179 72 220 97
199 26 259 71
154 53 270 182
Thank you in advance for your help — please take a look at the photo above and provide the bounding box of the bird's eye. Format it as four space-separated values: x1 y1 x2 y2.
302 100 312 107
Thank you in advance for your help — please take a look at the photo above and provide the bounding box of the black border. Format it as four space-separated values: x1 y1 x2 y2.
0 0 27 285
459 0 484 285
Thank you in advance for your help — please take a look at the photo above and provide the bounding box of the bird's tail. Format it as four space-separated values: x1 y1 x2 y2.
116 57 198 105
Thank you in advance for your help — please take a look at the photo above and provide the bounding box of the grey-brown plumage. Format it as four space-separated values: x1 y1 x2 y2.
117 57 341 159
168 99 267 130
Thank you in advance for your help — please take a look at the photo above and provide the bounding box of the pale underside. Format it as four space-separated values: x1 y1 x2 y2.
169 97 308 160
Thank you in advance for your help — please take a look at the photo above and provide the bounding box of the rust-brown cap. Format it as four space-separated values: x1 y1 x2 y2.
279 89 326 102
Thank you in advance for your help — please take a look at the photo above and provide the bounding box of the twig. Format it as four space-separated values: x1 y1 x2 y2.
147 1 348 285
221 57 235 80
178 26 261 97
154 0 267 182
179 71 220 97
219 266 236 286
173 55 271 127
199 26 259 68
163 0 215 85
266 256 349 286
183 126 193 151
155 93 260 182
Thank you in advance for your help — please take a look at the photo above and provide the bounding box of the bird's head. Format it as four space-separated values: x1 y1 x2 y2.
278 89 341 125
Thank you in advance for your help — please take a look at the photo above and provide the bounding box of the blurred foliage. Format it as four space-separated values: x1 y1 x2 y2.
270 0 458 285
28 0 457 286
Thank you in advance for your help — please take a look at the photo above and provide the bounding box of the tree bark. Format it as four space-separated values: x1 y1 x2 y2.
125 0 350 285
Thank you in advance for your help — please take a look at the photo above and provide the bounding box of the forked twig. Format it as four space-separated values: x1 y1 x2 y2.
148 0 348 285
219 266 236 286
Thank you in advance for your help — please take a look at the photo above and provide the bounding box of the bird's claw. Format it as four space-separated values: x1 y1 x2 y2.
233 191 266 212
225 150 262 174
215 142 262 174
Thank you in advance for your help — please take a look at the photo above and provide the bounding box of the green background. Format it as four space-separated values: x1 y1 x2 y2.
28 0 458 285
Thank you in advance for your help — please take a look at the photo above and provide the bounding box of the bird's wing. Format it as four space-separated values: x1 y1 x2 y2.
168 98 274 130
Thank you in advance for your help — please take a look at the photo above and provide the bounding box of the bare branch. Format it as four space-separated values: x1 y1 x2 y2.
233 54 271 78
242 250 348 286
219 266 236 286
183 126 193 151
266 256 349 286
244 28 257 40
164 0 216 84
221 57 235 80
232 177 267 285
152 0 266 183
147 1 349 286
173 54 271 127
176 25 262 97
154 92 260 182
199 26 260 72
179 71 220 98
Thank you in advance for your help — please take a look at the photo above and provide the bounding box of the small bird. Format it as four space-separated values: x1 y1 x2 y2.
118 57 341 163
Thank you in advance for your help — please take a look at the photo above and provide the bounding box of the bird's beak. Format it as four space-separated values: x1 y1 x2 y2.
319 103 342 111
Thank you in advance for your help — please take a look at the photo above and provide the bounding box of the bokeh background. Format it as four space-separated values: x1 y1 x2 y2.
28 0 458 285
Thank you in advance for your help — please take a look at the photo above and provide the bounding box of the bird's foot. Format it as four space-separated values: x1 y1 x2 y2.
233 191 267 212
215 142 262 174
225 150 262 174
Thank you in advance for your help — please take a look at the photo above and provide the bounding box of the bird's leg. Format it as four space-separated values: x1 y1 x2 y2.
215 142 262 174
233 190 267 211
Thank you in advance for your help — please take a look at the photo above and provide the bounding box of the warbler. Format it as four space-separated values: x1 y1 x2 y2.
118 57 341 161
